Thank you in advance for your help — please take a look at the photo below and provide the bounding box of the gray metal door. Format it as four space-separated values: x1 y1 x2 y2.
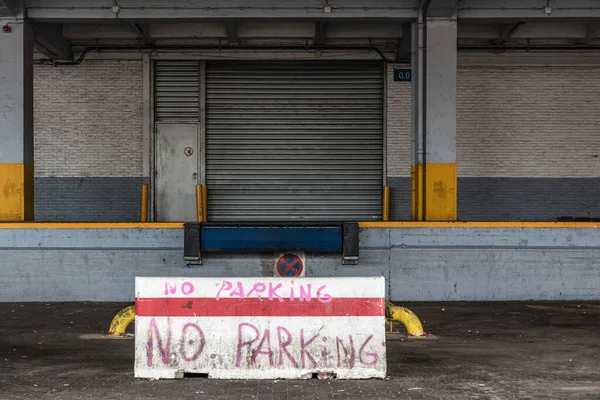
155 123 198 221
205 61 383 221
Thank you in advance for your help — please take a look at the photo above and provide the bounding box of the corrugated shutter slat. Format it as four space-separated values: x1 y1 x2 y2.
206 61 383 222
155 61 200 121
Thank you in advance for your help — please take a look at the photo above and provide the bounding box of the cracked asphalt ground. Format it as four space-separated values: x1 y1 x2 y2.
0 302 598 399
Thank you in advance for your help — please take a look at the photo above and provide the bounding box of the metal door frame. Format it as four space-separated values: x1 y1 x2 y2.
149 58 206 221
154 122 201 221
148 56 385 221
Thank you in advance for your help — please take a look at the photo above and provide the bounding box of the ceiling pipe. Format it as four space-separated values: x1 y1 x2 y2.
36 44 396 65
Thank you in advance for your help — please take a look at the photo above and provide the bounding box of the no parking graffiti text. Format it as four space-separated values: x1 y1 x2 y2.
145 318 378 370
163 279 333 303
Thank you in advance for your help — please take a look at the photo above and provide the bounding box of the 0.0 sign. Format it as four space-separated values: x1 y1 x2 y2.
393 68 412 82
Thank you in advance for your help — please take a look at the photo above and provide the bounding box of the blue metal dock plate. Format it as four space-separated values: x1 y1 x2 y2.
200 225 342 253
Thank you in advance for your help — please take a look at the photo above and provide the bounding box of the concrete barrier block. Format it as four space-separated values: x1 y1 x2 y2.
134 277 386 379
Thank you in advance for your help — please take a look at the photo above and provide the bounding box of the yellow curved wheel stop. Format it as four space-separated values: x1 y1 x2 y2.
386 301 429 337
107 305 135 337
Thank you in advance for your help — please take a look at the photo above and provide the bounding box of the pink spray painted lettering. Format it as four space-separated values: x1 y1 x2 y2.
163 281 195 296
233 322 379 370
214 280 332 302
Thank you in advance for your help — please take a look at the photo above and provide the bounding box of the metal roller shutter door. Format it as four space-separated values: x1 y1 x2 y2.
155 61 200 121
206 61 383 221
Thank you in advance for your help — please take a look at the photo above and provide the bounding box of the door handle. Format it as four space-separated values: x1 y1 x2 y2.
193 172 197 179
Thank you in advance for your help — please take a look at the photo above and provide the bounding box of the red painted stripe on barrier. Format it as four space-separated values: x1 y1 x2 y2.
135 297 384 317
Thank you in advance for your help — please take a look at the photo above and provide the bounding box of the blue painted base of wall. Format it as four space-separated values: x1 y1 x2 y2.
1 227 599 302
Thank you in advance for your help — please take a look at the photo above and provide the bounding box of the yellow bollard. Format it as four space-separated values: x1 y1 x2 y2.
196 184 204 222
107 305 135 337
382 186 390 221
386 301 429 337
202 185 208 222
140 184 148 222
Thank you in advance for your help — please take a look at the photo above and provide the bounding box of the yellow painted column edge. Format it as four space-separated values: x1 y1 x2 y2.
382 186 390 221
140 184 149 222
201 185 208 222
411 164 424 221
424 163 456 221
196 184 204 222
0 163 34 221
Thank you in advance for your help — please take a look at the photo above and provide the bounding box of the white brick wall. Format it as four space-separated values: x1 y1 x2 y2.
34 61 597 181
457 66 600 178
34 60 143 177
386 63 412 178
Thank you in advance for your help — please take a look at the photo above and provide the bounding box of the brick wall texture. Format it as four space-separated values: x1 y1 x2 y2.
33 60 144 221
457 66 600 178
32 61 600 221
386 63 412 178
385 64 600 220
34 60 143 178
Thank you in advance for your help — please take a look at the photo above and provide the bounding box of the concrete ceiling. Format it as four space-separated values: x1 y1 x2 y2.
9 0 600 60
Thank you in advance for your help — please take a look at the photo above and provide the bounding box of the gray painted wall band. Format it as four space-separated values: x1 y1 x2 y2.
34 177 144 222
3 227 600 249
32 177 600 223
0 228 182 249
0 227 599 302
1 247 597 302
387 177 411 221
458 178 600 222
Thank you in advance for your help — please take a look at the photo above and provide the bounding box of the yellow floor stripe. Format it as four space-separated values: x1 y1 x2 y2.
0 222 184 229
0 221 598 229
359 221 600 229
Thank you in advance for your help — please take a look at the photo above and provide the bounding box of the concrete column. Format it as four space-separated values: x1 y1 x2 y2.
423 17 457 220
410 20 424 221
0 20 34 220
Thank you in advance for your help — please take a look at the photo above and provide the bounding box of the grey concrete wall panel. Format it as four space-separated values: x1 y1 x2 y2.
387 177 411 221
424 19 457 164
458 178 600 222
359 228 390 249
0 23 33 164
0 228 183 249
34 177 144 221
1 227 599 301
388 228 600 248
389 248 600 301
0 249 390 302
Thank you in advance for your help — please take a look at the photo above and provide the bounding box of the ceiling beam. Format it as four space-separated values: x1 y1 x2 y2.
131 23 153 44
0 0 22 17
458 0 600 20
576 23 600 44
223 21 238 44
397 23 411 61
494 21 525 44
314 22 327 46
32 23 72 60
586 23 600 38
25 0 419 22
425 0 458 17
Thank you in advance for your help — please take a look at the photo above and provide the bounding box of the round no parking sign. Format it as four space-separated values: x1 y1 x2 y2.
276 253 304 277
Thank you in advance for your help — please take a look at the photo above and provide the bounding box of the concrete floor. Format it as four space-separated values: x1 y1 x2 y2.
0 302 598 400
